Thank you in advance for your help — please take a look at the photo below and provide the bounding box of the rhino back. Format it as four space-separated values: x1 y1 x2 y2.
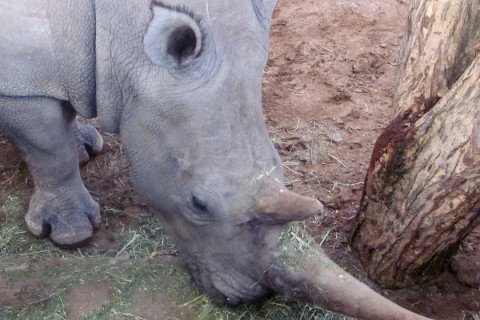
0 0 96 118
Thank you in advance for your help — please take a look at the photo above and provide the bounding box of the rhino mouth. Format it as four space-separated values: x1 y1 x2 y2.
188 262 271 304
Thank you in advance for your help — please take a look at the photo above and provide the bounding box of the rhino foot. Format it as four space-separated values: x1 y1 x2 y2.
25 185 101 248
74 120 104 165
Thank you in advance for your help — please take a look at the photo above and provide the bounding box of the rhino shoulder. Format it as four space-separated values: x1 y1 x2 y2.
0 0 65 99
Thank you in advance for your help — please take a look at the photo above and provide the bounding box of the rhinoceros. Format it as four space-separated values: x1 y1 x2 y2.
0 0 432 319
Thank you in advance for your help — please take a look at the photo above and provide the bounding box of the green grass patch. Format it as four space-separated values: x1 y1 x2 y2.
115 215 177 259
187 294 353 320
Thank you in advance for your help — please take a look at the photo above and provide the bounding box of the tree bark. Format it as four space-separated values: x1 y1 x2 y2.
393 0 480 116
350 0 480 288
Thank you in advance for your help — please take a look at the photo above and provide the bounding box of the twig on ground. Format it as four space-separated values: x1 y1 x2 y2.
1 169 18 186
310 122 317 164
327 153 347 168
115 232 140 258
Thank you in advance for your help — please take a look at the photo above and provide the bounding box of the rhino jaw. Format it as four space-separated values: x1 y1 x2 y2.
188 261 272 305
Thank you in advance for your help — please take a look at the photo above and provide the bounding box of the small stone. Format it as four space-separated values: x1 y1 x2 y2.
285 48 297 61
328 132 343 143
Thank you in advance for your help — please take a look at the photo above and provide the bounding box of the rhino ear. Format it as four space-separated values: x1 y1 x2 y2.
144 5 202 67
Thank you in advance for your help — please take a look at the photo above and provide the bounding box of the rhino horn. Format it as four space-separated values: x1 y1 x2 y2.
260 230 433 320
254 179 324 223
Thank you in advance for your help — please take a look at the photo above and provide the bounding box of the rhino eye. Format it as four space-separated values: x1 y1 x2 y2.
192 194 208 212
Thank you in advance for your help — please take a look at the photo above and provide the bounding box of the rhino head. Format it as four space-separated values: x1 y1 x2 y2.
94 1 432 318
113 0 322 304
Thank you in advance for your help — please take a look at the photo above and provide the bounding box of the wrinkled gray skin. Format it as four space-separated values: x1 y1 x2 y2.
0 1 434 318
0 0 318 304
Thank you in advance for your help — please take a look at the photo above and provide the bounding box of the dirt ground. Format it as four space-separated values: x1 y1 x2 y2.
1 0 480 319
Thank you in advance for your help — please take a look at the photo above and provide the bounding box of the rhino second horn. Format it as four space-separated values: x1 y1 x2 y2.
255 180 324 223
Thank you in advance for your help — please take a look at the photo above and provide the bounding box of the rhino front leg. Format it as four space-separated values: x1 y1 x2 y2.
0 96 101 247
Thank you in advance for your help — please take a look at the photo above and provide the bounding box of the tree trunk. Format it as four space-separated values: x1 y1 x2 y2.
350 0 480 288
393 0 480 116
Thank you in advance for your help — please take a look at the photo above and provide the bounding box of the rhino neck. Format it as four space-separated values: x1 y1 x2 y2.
93 0 152 133
61 0 97 120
